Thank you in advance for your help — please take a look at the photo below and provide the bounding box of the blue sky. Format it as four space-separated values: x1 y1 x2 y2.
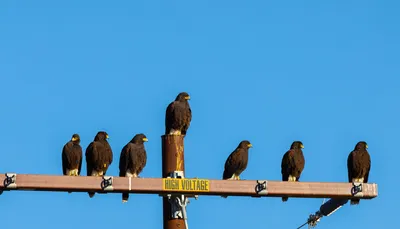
0 1 398 228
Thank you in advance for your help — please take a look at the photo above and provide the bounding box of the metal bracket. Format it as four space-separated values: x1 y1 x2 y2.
255 180 268 195
168 194 189 218
167 171 185 179
351 182 363 197
308 213 322 228
168 194 189 229
297 198 349 229
4 173 17 189
165 171 190 229
296 212 322 229
101 176 114 191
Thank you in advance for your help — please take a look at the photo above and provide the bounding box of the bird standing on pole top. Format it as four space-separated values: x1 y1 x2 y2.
165 92 192 136
119 133 148 203
347 141 371 205
281 141 306 202
85 131 113 198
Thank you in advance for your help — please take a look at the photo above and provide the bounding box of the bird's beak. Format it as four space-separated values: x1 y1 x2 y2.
71 137 77 141
300 144 304 149
366 144 368 149
185 96 190 100
106 135 109 139
248 143 253 148
143 138 148 142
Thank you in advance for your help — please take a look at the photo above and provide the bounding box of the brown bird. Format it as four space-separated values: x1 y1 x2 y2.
281 141 305 202
62 133 83 194
221 140 253 198
85 131 113 198
62 134 82 177
165 92 192 136
119 133 148 203
347 141 371 205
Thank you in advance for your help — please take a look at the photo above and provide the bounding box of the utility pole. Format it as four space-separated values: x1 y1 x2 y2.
0 137 379 229
162 135 186 229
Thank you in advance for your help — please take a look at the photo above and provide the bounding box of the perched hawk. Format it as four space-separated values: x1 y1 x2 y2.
165 92 192 136
62 134 82 177
281 141 305 202
221 140 253 198
347 141 371 205
85 131 113 198
119 133 148 203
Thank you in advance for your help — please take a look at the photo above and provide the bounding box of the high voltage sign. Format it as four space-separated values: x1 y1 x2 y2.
162 178 210 192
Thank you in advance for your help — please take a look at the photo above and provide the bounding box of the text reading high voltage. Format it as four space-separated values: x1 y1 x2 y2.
162 178 210 192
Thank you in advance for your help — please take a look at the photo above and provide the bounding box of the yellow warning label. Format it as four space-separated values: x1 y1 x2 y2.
162 178 210 192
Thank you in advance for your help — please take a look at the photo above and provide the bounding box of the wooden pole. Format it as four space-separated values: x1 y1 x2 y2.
162 135 186 229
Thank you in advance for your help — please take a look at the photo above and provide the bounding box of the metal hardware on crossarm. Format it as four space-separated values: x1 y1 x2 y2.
351 182 363 196
101 176 113 191
255 180 267 194
4 173 17 189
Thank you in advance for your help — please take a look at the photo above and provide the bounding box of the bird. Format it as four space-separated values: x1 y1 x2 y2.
62 134 83 193
347 141 371 205
221 140 253 198
62 134 83 176
119 133 148 203
281 141 305 202
85 131 113 198
165 92 192 136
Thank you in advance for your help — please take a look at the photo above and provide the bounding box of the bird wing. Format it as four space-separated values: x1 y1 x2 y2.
364 151 371 183
281 151 291 181
85 142 97 176
223 149 241 179
61 143 69 175
77 145 83 175
165 102 176 133
119 144 130 177
347 151 354 182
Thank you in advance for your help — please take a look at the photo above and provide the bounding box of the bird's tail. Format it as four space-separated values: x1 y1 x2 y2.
88 192 95 198
221 195 228 198
223 170 235 180
68 191 72 194
122 193 129 203
350 199 360 205
282 197 288 202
